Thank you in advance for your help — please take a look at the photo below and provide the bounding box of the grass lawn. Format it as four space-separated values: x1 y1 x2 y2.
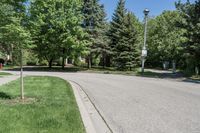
191 75 200 81
80 66 140 75
0 72 12 77
1 65 16 70
136 71 161 78
0 76 85 133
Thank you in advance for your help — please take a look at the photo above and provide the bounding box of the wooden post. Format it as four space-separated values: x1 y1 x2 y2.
20 48 24 100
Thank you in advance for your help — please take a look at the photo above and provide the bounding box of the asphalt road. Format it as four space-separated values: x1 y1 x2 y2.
5 71 200 133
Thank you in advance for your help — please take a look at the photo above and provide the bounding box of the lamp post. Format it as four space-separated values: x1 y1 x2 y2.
141 8 150 73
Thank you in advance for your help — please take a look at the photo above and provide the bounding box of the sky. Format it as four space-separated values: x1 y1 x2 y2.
99 0 195 21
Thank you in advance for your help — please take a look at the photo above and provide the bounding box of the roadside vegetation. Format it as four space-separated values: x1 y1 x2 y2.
0 76 85 133
0 0 199 77
0 72 12 76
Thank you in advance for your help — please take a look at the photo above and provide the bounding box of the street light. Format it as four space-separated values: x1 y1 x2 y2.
141 8 150 73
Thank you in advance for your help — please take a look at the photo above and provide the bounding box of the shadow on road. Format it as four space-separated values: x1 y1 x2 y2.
182 78 200 84
137 70 200 84
137 71 184 78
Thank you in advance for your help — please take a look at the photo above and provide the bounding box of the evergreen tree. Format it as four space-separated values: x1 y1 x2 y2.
114 12 139 70
109 0 126 50
110 0 139 70
92 5 111 68
176 0 200 75
109 0 126 69
124 12 139 70
82 0 108 68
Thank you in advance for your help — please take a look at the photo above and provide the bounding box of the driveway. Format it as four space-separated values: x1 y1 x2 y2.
4 71 200 133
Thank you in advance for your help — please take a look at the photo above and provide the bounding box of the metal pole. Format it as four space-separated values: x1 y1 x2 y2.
141 58 145 73
20 48 24 100
141 10 149 74
144 15 148 49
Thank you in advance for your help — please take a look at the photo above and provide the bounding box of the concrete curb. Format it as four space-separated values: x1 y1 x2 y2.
69 81 111 133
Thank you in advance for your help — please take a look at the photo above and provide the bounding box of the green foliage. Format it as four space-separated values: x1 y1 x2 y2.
147 11 185 67
29 0 88 67
0 0 199 73
176 0 200 74
82 0 110 68
109 0 140 70
109 0 126 50
0 0 30 65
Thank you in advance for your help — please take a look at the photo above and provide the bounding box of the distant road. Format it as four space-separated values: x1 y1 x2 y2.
6 71 200 133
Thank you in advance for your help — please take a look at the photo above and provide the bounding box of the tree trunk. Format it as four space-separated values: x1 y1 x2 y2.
172 60 176 74
102 53 105 69
195 66 199 76
48 58 53 68
106 56 111 67
10 44 13 65
20 48 24 100
87 55 91 69
62 48 66 70
62 57 65 70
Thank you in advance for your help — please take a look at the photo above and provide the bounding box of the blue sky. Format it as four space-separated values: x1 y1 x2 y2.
99 0 195 21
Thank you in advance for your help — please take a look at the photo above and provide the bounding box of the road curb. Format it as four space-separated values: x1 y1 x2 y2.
69 81 112 133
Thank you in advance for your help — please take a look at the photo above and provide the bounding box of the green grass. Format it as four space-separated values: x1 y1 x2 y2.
0 76 85 133
2 65 17 70
136 71 161 78
0 72 12 76
191 75 200 80
81 66 140 75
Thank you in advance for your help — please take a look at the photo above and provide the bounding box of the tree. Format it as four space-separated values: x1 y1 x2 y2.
29 0 59 68
0 2 14 58
109 0 126 69
29 0 88 68
176 0 200 75
91 5 111 68
114 12 139 70
0 0 27 63
123 12 140 70
147 11 185 72
0 15 32 100
109 0 139 70
82 0 107 68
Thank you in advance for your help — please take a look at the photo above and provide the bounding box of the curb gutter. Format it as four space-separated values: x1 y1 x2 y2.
70 81 111 133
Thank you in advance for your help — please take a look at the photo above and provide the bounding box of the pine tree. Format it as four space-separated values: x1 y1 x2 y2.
114 12 138 70
82 0 108 68
92 5 111 68
109 0 126 69
109 0 126 50
109 0 139 70
123 12 139 70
